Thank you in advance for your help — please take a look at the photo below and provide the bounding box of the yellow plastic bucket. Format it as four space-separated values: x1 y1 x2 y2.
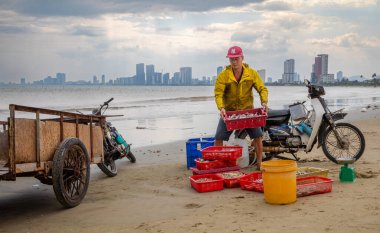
261 160 297 205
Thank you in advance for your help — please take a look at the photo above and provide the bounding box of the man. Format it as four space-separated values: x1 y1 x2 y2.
214 46 268 168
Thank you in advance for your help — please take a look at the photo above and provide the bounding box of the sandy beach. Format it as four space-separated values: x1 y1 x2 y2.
0 108 380 233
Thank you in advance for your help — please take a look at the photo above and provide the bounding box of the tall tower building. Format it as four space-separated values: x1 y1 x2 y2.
56 73 66 84
313 54 328 83
101 74 105 84
93 75 98 84
282 59 296 83
146 64 155 85
180 67 192 85
319 54 328 76
257 69 266 83
154 72 162 85
136 63 145 85
163 73 170 85
172 72 180 85
337 71 343 82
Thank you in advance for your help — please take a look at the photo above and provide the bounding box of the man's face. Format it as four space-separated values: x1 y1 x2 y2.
229 56 243 70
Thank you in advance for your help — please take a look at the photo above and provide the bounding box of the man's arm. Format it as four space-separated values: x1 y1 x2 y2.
252 70 268 111
214 73 226 110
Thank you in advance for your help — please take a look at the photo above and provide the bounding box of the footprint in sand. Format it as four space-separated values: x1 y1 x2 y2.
355 170 377 178
185 203 203 209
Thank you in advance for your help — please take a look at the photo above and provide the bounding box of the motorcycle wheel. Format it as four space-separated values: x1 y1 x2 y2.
126 151 136 163
322 122 365 164
97 156 118 177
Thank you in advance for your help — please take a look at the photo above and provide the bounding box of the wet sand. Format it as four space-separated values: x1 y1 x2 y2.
0 108 379 233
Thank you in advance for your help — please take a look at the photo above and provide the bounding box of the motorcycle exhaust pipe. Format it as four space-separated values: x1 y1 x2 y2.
263 146 291 153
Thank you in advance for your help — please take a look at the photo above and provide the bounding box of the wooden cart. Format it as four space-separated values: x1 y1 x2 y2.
0 104 106 208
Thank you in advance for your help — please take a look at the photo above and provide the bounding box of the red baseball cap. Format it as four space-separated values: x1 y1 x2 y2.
226 46 243 58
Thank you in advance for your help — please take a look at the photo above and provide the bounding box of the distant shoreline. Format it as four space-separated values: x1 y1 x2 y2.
0 81 378 88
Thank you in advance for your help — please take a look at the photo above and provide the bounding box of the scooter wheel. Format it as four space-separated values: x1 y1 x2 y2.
127 151 136 163
322 122 365 163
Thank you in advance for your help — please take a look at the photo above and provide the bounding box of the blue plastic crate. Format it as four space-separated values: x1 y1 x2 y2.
186 137 215 169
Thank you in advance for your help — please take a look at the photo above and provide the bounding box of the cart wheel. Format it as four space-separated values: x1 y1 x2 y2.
52 137 90 208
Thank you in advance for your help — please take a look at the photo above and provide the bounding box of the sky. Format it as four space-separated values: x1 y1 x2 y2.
0 0 379 83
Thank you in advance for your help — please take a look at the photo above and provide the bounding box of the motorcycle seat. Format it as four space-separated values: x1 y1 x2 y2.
266 109 290 127
267 109 290 118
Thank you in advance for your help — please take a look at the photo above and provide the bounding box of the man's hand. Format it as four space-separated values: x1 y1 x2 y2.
262 103 268 112
220 108 226 119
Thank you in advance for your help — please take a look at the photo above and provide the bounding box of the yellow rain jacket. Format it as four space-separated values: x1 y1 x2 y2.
214 63 268 111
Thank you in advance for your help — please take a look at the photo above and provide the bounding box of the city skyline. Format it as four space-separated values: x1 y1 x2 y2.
7 55 373 86
0 1 379 83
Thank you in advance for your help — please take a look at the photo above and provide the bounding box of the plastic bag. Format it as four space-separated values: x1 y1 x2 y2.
227 136 249 168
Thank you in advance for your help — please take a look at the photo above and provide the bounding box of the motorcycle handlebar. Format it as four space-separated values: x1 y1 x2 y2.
93 98 114 115
104 98 114 105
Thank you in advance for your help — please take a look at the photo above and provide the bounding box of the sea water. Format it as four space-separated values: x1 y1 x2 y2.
1 85 379 147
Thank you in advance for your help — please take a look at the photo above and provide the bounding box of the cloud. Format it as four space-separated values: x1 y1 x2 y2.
253 1 293 11
0 25 31 34
231 31 288 54
310 33 380 48
279 0 377 8
70 25 105 37
0 0 265 17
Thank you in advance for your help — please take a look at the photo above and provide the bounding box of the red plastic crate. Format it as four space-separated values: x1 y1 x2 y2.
224 108 267 131
195 158 232 170
297 176 333 197
201 146 242 161
189 174 224 192
218 171 246 188
191 166 240 175
239 172 263 192
239 174 333 197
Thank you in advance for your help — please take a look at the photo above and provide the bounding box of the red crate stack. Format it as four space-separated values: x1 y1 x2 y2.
195 158 233 170
191 146 242 175
201 146 242 161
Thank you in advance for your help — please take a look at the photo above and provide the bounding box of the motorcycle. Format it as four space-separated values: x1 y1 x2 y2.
244 79 365 164
93 98 136 177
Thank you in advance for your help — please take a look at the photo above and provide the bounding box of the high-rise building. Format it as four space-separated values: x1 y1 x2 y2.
56 73 66 84
172 72 181 85
312 54 328 83
163 73 170 85
322 74 334 83
337 71 343 82
136 63 145 85
101 74 105 84
154 72 162 85
320 54 328 76
217 66 223 77
146 64 155 85
282 59 297 83
180 67 192 85
44 76 56 85
257 69 266 83
20 78 26 85
93 75 98 84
